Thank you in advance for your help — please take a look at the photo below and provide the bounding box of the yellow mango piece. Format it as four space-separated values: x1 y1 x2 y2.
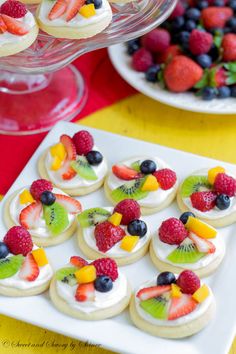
120 235 139 252
141 175 159 191
192 284 209 303
19 189 35 205
185 216 217 239
51 156 63 171
171 283 182 298
31 248 49 267
208 166 225 185
50 143 66 160
108 212 122 226
75 265 96 284
79 4 96 18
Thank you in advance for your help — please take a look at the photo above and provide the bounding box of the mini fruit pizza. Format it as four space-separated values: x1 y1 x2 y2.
177 166 236 227
104 156 178 215
0 226 53 296
38 130 108 196
130 269 215 338
150 212 225 277
4 179 82 247
50 256 131 320
0 0 38 57
77 199 151 265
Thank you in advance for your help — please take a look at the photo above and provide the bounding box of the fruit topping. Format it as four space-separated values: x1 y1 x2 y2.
137 285 171 301
214 173 236 197
181 175 210 198
77 208 111 228
140 160 157 174
86 150 103 165
40 191 56 206
190 191 217 212
66 0 85 21
19 253 40 282
75 265 96 284
192 284 209 303
141 175 159 191
112 164 141 181
94 221 125 252
153 168 177 190
43 202 69 236
157 271 176 286
185 216 217 239
130 160 141 172
111 178 148 203
51 156 63 171
79 4 96 18
71 156 97 180
70 256 88 268
0 242 9 259
176 270 200 295
216 194 230 210
75 282 95 302
94 275 113 292
167 237 204 264
19 189 34 205
179 212 195 225
55 194 82 214
92 258 118 281
159 218 188 245
30 179 53 201
120 235 139 252
189 233 215 254
50 142 67 161
0 255 24 279
4 226 33 256
127 219 147 238
19 202 42 230
72 130 94 155
55 266 77 286
108 212 122 226
59 134 76 180
31 248 49 267
168 293 197 320
48 0 67 20
0 0 27 18
140 293 170 320
114 199 141 225
171 284 182 298
208 166 225 185
0 14 7 33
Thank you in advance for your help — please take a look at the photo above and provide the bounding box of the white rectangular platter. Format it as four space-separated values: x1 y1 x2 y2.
0 121 235 354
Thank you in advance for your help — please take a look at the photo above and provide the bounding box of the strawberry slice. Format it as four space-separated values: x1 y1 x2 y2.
19 253 40 282
2 14 29 35
0 15 7 33
75 282 95 302
55 194 82 214
112 165 141 181
168 293 197 320
70 256 88 268
189 232 216 254
48 0 68 20
59 134 77 180
137 285 171 301
66 0 85 21
19 202 42 229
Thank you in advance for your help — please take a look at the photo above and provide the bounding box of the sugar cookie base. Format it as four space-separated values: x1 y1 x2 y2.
0 278 51 297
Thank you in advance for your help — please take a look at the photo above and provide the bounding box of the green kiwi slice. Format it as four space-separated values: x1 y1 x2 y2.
111 178 148 203
140 293 170 320
71 156 97 181
181 175 211 198
43 202 69 236
78 208 111 228
130 160 141 172
0 255 24 279
55 267 78 286
167 238 205 264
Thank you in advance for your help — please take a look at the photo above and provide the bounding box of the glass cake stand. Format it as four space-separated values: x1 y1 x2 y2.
0 0 176 135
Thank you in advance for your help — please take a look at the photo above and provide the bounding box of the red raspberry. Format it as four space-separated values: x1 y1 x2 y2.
214 173 236 197
30 179 53 201
0 0 27 18
72 130 94 155
153 169 177 190
3 226 33 256
92 258 118 281
177 270 200 295
190 191 217 212
159 218 188 245
114 199 141 225
189 29 213 56
94 221 125 253
132 48 153 72
168 1 185 20
141 29 171 53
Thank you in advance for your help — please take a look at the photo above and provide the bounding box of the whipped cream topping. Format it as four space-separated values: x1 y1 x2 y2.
106 156 178 208
44 146 108 189
9 187 75 238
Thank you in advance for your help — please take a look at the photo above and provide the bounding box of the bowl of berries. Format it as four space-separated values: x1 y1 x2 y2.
108 0 236 114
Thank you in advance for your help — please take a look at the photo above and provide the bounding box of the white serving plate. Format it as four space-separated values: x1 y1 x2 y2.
0 121 235 354
108 44 236 115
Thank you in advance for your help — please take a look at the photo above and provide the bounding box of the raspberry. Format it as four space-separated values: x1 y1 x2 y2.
0 0 27 18
177 270 200 295
92 258 118 281
190 191 217 212
159 218 188 245
153 169 177 190
189 30 213 56
4 226 33 256
132 48 153 72
94 221 125 253
168 1 185 20
30 179 53 201
114 199 141 225
141 29 171 53
214 173 236 197
72 130 94 155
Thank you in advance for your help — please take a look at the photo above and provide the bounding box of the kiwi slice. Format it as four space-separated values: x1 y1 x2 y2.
0 255 24 279
131 160 141 172
167 238 205 264
56 267 78 286
111 178 148 203
78 208 111 228
71 156 97 181
140 293 170 320
181 175 211 198
43 202 69 236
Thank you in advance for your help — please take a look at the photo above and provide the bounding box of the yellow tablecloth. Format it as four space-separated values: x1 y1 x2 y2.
1 93 236 354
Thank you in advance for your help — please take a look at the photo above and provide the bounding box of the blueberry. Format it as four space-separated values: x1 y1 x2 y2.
94 276 113 292
216 194 230 210
185 8 201 21
157 272 176 286
126 39 140 55
196 54 212 68
179 212 195 225
140 160 156 174
217 86 231 99
171 16 185 31
229 0 236 11
197 0 208 9
214 0 224 6
127 219 147 237
40 191 56 206
184 19 197 32
208 45 220 61
86 0 102 8
177 31 190 45
0 242 9 259
227 17 236 28
224 27 232 34
202 87 217 101
145 65 161 83
231 86 236 97
86 150 103 165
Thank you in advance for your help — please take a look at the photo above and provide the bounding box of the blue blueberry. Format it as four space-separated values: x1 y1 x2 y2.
184 19 197 32
140 160 157 174
0 242 9 259
86 150 103 165
157 272 176 286
214 0 224 6
145 65 161 83
177 31 190 45
179 212 195 225
202 87 217 101
40 191 56 206
185 8 201 21
128 220 147 238
217 86 231 99
216 194 230 210
229 0 236 10
231 86 236 97
196 54 212 68
126 39 140 55
197 0 208 9
94 276 113 292
86 0 102 8
208 45 220 61
171 16 185 31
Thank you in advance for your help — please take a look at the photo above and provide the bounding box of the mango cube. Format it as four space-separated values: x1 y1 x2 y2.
141 175 159 192
108 212 122 226
171 283 182 298
75 265 96 284
120 235 139 252
51 156 63 171
79 4 96 18
208 166 225 185
192 284 209 303
31 248 49 267
185 216 217 239
19 189 35 205
50 143 66 161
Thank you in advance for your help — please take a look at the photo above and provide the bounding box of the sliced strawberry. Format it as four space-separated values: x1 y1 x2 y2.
168 293 197 320
0 15 7 33
19 253 40 282
70 256 88 268
2 14 29 35
66 0 85 21
75 282 95 302
19 202 42 229
189 232 216 254
112 165 141 181
59 135 76 180
48 0 68 20
55 194 82 214
136 285 171 301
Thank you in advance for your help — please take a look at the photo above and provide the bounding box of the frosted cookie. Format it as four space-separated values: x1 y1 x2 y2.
130 269 215 338
0 226 53 296
77 199 151 266
36 0 112 39
50 256 131 320
150 213 225 277
0 0 38 57
4 178 82 247
104 157 178 215
177 166 236 227
38 131 108 196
